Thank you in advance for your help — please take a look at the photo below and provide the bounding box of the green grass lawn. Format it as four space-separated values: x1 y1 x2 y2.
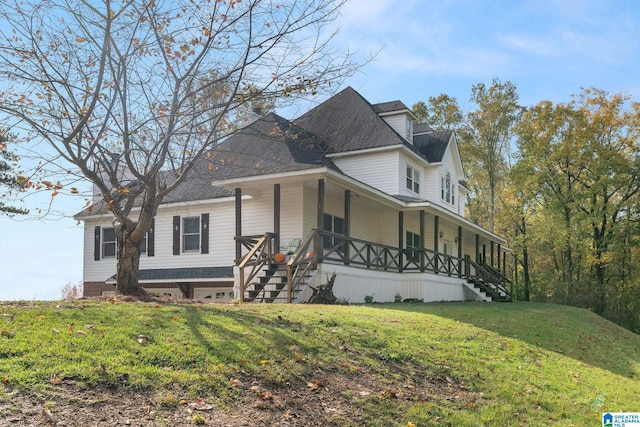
1 299 638 426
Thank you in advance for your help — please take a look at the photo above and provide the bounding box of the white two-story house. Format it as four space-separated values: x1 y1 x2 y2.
78 87 511 303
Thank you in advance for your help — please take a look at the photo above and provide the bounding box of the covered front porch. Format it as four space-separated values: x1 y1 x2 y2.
235 228 512 303
222 169 512 304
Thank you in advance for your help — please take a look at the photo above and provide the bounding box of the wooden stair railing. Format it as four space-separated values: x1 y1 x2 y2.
237 231 319 303
465 257 512 302
286 230 320 303
481 262 512 286
237 233 276 303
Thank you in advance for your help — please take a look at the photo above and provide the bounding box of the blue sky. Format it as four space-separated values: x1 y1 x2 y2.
2 0 640 300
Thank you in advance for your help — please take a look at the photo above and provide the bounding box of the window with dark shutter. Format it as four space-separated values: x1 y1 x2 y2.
201 213 209 254
94 226 101 261
173 216 181 255
147 219 155 257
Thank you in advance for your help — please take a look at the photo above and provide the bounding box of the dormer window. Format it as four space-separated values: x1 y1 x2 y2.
405 116 413 141
406 165 420 194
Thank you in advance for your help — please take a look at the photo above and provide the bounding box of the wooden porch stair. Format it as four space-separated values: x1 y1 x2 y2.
237 232 318 303
243 263 313 303
463 259 512 302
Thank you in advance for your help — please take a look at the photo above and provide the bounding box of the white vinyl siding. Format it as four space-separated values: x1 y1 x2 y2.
279 186 305 245
379 113 413 143
332 151 399 195
82 202 237 283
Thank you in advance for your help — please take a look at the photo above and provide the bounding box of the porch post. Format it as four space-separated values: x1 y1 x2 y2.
475 234 480 263
433 215 439 273
398 211 404 273
497 243 501 271
419 210 426 272
236 187 243 303
503 251 506 274
274 184 280 253
344 190 351 266
235 188 242 262
514 254 518 299
457 226 463 278
490 241 495 267
316 179 325 263
482 244 486 264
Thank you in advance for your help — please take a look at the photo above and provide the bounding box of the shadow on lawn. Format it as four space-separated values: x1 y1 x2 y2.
180 305 317 381
368 301 640 379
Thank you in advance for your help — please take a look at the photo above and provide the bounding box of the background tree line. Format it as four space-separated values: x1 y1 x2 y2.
413 79 640 333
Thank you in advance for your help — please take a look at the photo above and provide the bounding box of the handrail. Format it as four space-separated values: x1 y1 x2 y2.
236 229 511 303
237 233 276 302
319 230 461 276
467 258 511 300
286 230 319 302
481 262 512 285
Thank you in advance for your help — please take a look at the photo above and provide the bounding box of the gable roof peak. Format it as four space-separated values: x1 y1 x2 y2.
294 86 410 153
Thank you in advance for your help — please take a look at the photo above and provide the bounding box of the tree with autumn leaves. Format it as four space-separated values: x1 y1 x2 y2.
0 0 359 295
414 83 640 331
514 89 640 325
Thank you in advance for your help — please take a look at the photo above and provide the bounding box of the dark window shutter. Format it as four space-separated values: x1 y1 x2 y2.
147 218 155 257
173 216 180 255
201 213 209 254
94 226 101 261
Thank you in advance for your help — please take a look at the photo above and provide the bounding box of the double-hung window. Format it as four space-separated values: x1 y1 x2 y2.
445 172 451 203
406 166 420 194
441 172 454 205
182 217 201 252
323 213 345 250
406 231 420 263
173 214 209 255
102 227 116 258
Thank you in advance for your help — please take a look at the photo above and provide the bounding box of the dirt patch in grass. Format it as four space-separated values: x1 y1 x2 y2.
1 370 477 426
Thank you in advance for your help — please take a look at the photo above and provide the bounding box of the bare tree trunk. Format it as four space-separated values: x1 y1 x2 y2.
115 223 146 296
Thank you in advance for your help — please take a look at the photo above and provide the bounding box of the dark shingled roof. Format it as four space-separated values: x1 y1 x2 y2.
413 130 454 163
413 123 434 134
77 88 456 217
371 100 411 114
76 113 332 217
75 168 234 217
294 86 409 153
206 112 336 180
108 266 233 282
